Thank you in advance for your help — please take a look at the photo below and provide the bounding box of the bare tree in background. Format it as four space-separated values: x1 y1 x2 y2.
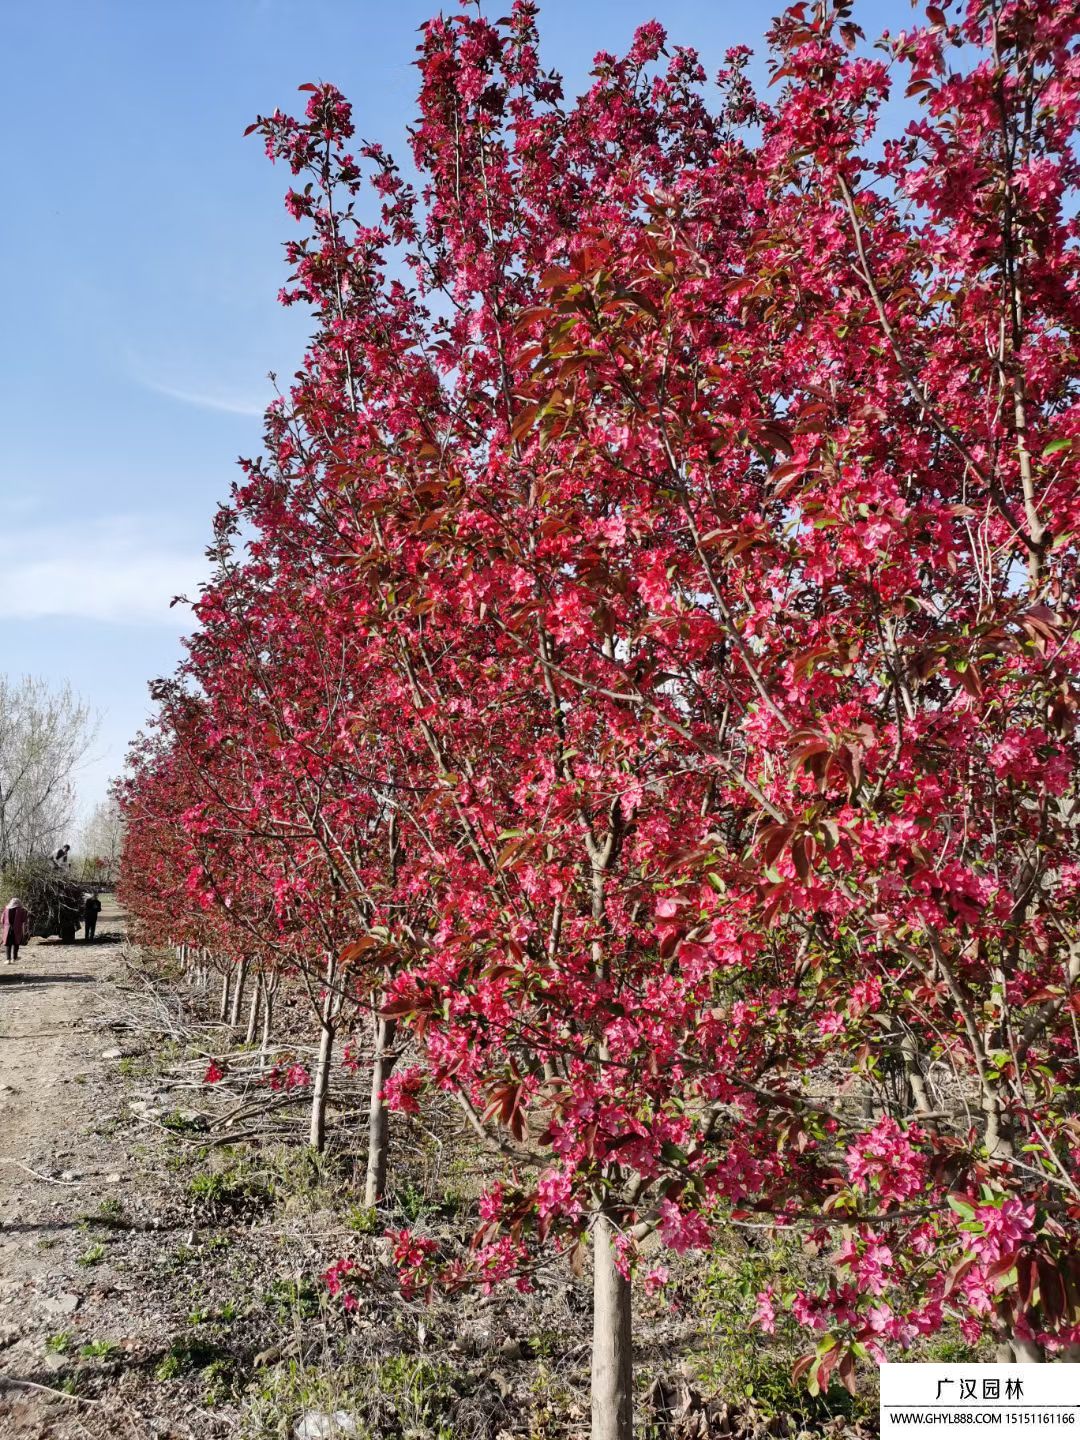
77 795 125 880
0 677 96 866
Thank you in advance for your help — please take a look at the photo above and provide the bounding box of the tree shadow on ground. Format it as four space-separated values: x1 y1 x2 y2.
0 1219 187 1236
0 973 96 989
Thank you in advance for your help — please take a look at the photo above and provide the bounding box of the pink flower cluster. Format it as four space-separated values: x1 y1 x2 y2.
846 1118 927 1203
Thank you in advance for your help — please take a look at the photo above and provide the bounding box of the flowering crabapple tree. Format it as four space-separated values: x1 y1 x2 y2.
122 539 409 1163
118 698 288 1035
241 15 771 1436
412 0 1080 1395
119 0 1080 1436
118 720 221 976
449 0 1080 1395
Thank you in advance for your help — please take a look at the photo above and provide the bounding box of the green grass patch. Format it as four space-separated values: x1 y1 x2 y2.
155 1335 228 1381
80 1339 118 1360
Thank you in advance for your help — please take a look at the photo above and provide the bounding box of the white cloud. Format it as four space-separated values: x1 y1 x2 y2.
0 517 210 627
141 377 271 418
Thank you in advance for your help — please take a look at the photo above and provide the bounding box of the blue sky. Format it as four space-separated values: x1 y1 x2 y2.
0 0 898 826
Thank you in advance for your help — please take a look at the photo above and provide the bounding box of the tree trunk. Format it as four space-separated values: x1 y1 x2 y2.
309 956 337 1152
219 970 230 1023
309 1016 335 1152
364 1014 397 1207
900 1033 931 1115
261 979 274 1064
244 979 260 1046
592 1210 634 1440
229 958 248 1028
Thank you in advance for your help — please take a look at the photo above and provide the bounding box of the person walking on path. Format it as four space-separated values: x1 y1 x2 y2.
83 893 101 942
2 898 30 963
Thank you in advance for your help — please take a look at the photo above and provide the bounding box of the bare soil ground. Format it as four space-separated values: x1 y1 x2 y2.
0 904 873 1440
0 897 155 1435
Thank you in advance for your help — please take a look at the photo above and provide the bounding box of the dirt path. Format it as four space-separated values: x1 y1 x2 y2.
0 899 156 1437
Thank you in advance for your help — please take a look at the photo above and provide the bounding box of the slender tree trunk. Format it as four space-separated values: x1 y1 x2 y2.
309 956 337 1152
900 1033 931 1115
229 957 248 1028
219 969 231 1023
592 1210 634 1440
261 979 274 1065
364 1014 397 1207
244 979 260 1046
309 1015 335 1152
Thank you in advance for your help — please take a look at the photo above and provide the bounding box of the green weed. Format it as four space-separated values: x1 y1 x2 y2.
80 1339 117 1360
366 1355 461 1440
346 1204 379 1235
263 1276 322 1323
186 1165 272 1220
155 1335 226 1381
162 1108 208 1135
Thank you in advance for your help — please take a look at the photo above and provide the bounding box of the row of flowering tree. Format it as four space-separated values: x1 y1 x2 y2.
119 1 1080 1435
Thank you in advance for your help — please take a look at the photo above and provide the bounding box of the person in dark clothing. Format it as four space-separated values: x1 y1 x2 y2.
83 893 102 942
